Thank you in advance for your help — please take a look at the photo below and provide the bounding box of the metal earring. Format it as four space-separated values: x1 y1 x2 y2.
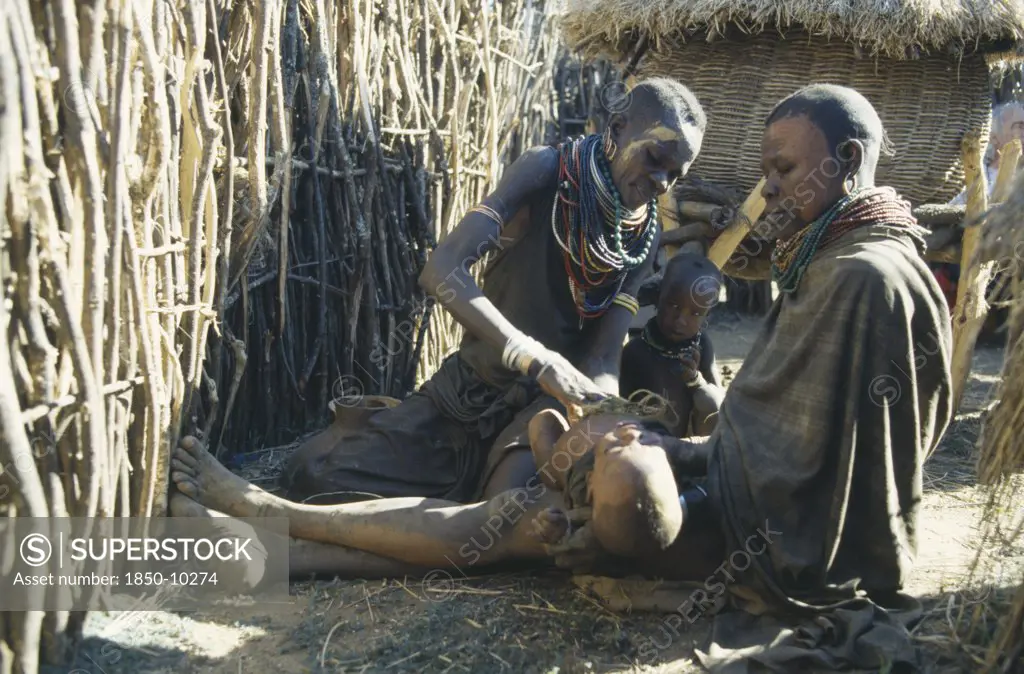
604 130 617 161
843 174 857 195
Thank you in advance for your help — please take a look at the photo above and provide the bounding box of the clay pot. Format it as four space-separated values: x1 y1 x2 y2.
328 394 400 436
281 394 401 493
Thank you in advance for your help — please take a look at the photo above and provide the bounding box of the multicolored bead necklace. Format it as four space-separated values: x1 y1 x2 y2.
771 186 919 294
551 134 658 321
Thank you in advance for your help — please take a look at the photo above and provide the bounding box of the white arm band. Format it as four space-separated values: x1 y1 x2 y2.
501 334 545 376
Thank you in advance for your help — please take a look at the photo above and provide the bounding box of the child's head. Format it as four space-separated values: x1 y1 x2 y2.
655 253 722 342
589 423 683 557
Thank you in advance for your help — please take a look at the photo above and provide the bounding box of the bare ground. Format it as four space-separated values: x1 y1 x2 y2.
54 312 1023 674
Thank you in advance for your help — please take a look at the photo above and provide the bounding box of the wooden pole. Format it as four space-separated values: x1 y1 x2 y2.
949 135 1019 410
707 177 767 269
657 189 681 258
991 140 1022 203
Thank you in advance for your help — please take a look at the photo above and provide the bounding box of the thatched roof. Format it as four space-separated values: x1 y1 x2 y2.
557 0 1024 62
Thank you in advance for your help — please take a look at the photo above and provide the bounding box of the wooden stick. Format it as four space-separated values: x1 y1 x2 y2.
247 0 273 214
479 3 498 186
301 77 332 389
271 0 292 340
950 131 997 411
179 74 221 436
123 216 167 519
133 2 171 205
0 300 49 674
0 2 49 522
15 0 107 523
215 336 247 457
104 0 136 508
707 178 767 269
991 140 1022 203
21 377 146 424
202 0 233 442
913 203 966 228
4 9 56 414
136 242 187 256
55 0 107 396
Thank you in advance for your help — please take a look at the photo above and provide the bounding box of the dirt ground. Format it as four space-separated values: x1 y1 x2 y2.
53 310 1023 674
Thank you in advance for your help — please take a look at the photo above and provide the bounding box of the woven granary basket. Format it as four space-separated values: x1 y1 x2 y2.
640 30 993 205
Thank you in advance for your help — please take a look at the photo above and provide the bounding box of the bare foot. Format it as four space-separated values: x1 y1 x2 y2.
171 436 273 518
168 493 269 593
169 492 211 518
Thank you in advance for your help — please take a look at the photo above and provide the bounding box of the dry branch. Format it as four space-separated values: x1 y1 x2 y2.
915 203 967 228
950 134 1018 411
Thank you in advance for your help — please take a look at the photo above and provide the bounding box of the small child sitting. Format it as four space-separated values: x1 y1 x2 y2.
620 253 725 436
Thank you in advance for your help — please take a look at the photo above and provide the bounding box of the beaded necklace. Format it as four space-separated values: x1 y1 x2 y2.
551 135 658 322
641 317 702 361
771 186 918 294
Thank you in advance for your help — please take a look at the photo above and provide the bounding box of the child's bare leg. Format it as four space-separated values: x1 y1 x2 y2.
171 436 558 569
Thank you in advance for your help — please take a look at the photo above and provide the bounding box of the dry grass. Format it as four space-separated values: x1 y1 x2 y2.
909 371 1023 673
556 0 1024 62
934 166 1024 673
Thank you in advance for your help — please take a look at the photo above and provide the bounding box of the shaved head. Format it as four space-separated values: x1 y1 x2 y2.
766 83 892 172
760 84 890 236
660 252 722 304
627 77 707 134
589 425 684 557
603 77 707 210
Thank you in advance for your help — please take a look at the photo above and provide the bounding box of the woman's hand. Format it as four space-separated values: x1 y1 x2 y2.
535 352 611 408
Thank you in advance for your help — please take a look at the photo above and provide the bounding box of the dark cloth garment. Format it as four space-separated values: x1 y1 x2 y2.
698 596 924 674
563 443 595 511
282 159 656 504
282 352 540 504
472 393 565 502
697 222 953 672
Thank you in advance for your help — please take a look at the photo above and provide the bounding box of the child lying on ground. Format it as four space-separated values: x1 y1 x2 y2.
525 403 721 577
169 396 721 581
619 253 725 436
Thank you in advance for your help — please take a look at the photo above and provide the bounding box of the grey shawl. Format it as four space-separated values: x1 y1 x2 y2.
700 223 953 672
